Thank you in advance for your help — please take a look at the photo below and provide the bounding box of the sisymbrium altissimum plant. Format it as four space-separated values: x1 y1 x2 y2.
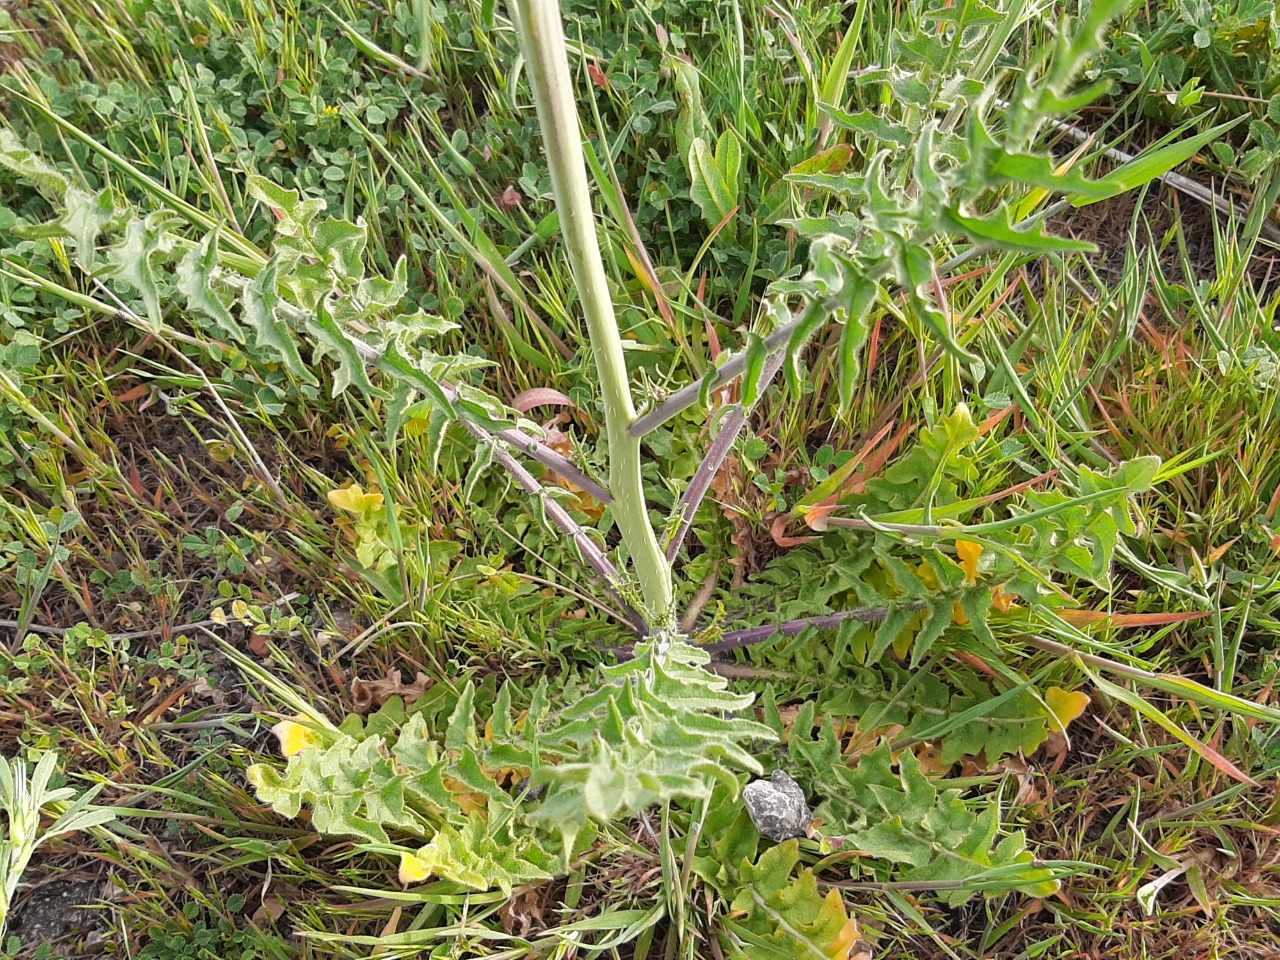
4 0 1279 948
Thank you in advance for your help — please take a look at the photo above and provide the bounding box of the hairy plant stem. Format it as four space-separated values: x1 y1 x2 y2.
513 0 673 628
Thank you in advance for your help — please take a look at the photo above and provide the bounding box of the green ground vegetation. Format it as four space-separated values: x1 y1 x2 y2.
1 0 1279 957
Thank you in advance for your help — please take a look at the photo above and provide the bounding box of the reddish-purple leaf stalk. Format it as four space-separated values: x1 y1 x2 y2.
704 601 929 654
460 419 648 633
493 426 611 504
341 330 637 624
630 302 819 437
345 328 611 504
665 351 785 562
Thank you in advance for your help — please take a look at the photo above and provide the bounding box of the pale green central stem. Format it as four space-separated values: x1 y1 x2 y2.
513 0 674 627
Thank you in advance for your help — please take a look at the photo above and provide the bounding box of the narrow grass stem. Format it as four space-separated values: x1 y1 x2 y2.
513 0 673 626
1018 633 1158 683
820 864 1077 893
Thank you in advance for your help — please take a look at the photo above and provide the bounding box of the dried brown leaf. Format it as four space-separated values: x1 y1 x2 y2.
499 881 564 938
351 668 433 713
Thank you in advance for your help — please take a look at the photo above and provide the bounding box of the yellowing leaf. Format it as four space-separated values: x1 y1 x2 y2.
272 717 323 757
1044 686 1090 733
1205 537 1239 565
327 483 384 516
399 849 433 885
444 776 488 815
818 890 862 960
892 611 919 660
730 842 864 959
403 418 432 440
956 540 983 583
941 403 979 447
687 131 741 238
916 560 941 590
625 247 653 293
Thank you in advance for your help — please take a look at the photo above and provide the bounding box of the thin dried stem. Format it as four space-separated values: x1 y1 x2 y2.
1017 632 1158 683
1032 104 1280 245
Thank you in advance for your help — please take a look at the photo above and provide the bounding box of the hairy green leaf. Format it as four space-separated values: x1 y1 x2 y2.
940 205 1095 253
0 128 70 196
241 256 316 383
175 232 243 343
103 215 170 329
1076 116 1248 206
307 301 378 397
788 740 1057 903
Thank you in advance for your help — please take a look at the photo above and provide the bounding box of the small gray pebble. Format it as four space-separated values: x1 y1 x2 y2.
744 769 811 841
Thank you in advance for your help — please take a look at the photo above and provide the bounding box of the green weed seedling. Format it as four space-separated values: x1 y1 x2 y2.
0 752 116 941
